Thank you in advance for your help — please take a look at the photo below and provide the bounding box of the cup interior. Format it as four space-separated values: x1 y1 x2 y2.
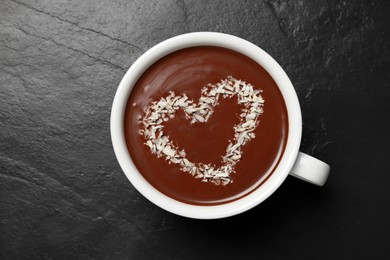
110 32 302 219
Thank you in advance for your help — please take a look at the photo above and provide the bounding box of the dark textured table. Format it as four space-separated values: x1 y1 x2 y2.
1 0 389 259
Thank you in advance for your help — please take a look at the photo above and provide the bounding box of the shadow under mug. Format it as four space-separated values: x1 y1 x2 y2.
111 32 330 219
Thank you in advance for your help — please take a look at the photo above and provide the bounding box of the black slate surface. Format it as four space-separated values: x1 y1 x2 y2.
1 0 389 259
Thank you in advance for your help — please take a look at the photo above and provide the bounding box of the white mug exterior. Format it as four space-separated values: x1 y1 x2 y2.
111 32 329 219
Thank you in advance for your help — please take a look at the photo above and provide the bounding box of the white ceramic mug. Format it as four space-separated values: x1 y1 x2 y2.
111 32 330 219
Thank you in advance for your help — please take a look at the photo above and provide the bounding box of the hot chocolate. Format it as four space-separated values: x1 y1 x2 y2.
124 46 288 205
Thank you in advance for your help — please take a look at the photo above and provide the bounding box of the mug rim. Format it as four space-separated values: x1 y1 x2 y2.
110 32 302 219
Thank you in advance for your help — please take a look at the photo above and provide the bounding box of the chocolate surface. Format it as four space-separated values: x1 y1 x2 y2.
124 46 288 205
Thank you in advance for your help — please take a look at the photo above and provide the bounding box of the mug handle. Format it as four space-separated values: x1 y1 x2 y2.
289 152 330 186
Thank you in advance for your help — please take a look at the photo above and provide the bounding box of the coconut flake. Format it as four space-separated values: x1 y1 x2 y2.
139 76 265 185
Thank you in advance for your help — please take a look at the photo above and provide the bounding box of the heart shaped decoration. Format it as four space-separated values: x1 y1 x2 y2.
140 76 265 185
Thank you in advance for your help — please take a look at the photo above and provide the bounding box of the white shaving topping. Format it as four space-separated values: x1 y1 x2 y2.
140 76 264 186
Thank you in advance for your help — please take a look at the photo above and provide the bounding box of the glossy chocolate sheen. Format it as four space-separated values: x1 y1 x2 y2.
124 46 288 205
